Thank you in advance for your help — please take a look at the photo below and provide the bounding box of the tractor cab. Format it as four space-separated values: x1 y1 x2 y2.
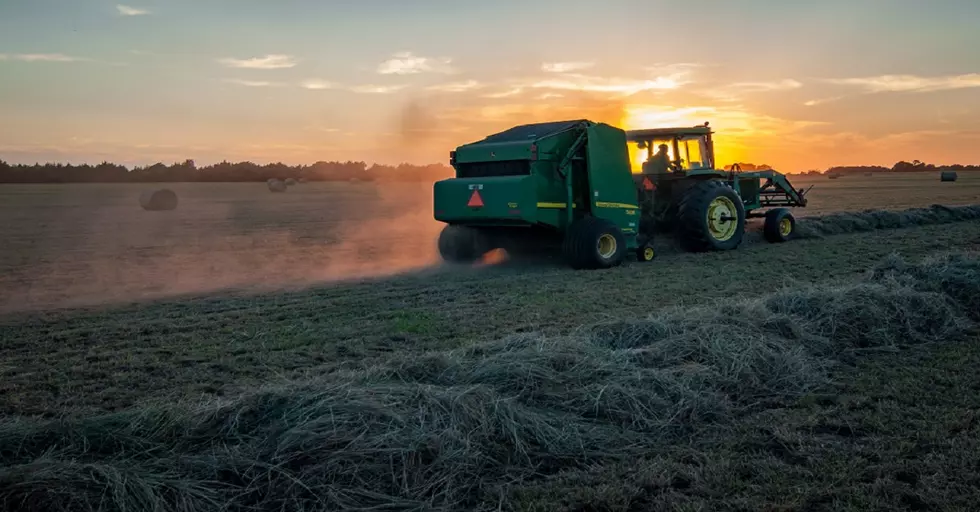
626 123 716 175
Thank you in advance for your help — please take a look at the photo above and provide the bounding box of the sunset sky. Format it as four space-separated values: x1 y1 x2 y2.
1 0 978 172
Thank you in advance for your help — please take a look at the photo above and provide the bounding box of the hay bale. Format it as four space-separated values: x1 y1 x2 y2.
267 179 287 192
138 189 178 211
284 178 297 186
941 171 958 182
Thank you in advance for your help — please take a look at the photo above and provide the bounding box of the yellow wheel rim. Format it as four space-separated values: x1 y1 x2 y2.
597 234 617 258
643 247 655 260
706 196 739 241
779 217 792 236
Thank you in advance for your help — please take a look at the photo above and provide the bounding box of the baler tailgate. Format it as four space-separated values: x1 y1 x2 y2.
433 175 537 225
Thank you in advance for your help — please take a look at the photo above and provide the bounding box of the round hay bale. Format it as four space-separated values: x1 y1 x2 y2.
139 189 178 211
940 171 958 182
268 179 287 192
284 178 297 186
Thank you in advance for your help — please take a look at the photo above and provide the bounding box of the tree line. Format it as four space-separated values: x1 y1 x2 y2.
0 159 454 184
727 160 979 176
0 158 976 184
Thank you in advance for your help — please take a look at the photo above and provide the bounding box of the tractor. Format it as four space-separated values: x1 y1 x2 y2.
433 119 809 269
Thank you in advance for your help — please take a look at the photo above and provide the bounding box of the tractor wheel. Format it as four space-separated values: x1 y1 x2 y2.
763 208 796 243
675 180 746 252
635 243 656 262
562 217 627 270
437 224 487 263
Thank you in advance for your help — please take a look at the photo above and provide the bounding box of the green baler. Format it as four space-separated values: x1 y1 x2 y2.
433 119 809 269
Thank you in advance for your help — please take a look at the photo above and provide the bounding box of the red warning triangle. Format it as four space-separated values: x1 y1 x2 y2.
467 190 484 207
642 177 655 191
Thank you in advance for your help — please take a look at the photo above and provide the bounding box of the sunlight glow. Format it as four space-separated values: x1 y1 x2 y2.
621 105 750 169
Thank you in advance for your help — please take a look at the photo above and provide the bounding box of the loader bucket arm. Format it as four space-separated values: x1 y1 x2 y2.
755 170 809 207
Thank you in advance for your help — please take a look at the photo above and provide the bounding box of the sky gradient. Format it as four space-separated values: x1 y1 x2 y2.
1 0 979 172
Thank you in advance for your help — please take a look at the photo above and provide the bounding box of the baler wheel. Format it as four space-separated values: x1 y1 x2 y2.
562 217 626 269
437 224 487 263
675 180 746 252
763 208 796 243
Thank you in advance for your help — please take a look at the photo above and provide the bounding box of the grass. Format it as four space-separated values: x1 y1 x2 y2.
1 252 978 511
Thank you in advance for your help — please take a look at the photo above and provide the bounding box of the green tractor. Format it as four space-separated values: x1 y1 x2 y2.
433 119 809 269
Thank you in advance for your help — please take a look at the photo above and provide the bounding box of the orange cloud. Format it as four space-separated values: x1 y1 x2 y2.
826 73 980 93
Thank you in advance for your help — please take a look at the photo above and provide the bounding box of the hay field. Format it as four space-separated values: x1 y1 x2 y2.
783 171 980 215
1 172 979 313
2 172 980 511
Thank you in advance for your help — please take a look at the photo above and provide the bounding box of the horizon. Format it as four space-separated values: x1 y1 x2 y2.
1 0 979 172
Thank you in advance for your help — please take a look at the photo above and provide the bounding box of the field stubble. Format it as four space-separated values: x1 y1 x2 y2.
1 251 979 511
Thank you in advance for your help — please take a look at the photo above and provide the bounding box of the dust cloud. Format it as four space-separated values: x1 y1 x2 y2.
0 182 447 314
0 96 637 314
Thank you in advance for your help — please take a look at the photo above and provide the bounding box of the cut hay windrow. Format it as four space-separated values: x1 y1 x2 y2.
795 203 980 239
1 252 979 511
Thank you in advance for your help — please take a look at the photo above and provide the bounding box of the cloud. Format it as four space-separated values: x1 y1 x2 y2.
804 96 844 107
698 78 802 102
224 79 285 87
426 80 483 93
541 61 594 73
300 80 406 93
826 73 980 93
376 51 454 75
517 63 698 96
622 104 826 138
116 4 151 16
528 74 685 95
0 53 86 62
349 84 408 94
300 79 337 90
217 54 297 70
727 79 803 92
481 87 524 99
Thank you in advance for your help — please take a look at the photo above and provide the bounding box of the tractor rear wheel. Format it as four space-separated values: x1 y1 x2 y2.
437 224 487 263
562 217 627 269
675 180 746 252
764 208 796 243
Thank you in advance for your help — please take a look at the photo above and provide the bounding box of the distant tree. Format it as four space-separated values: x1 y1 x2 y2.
0 157 454 184
0 155 975 184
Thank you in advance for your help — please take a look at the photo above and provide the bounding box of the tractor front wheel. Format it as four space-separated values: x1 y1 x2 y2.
675 180 746 252
437 224 487 263
764 208 796 243
635 243 656 262
562 217 627 269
